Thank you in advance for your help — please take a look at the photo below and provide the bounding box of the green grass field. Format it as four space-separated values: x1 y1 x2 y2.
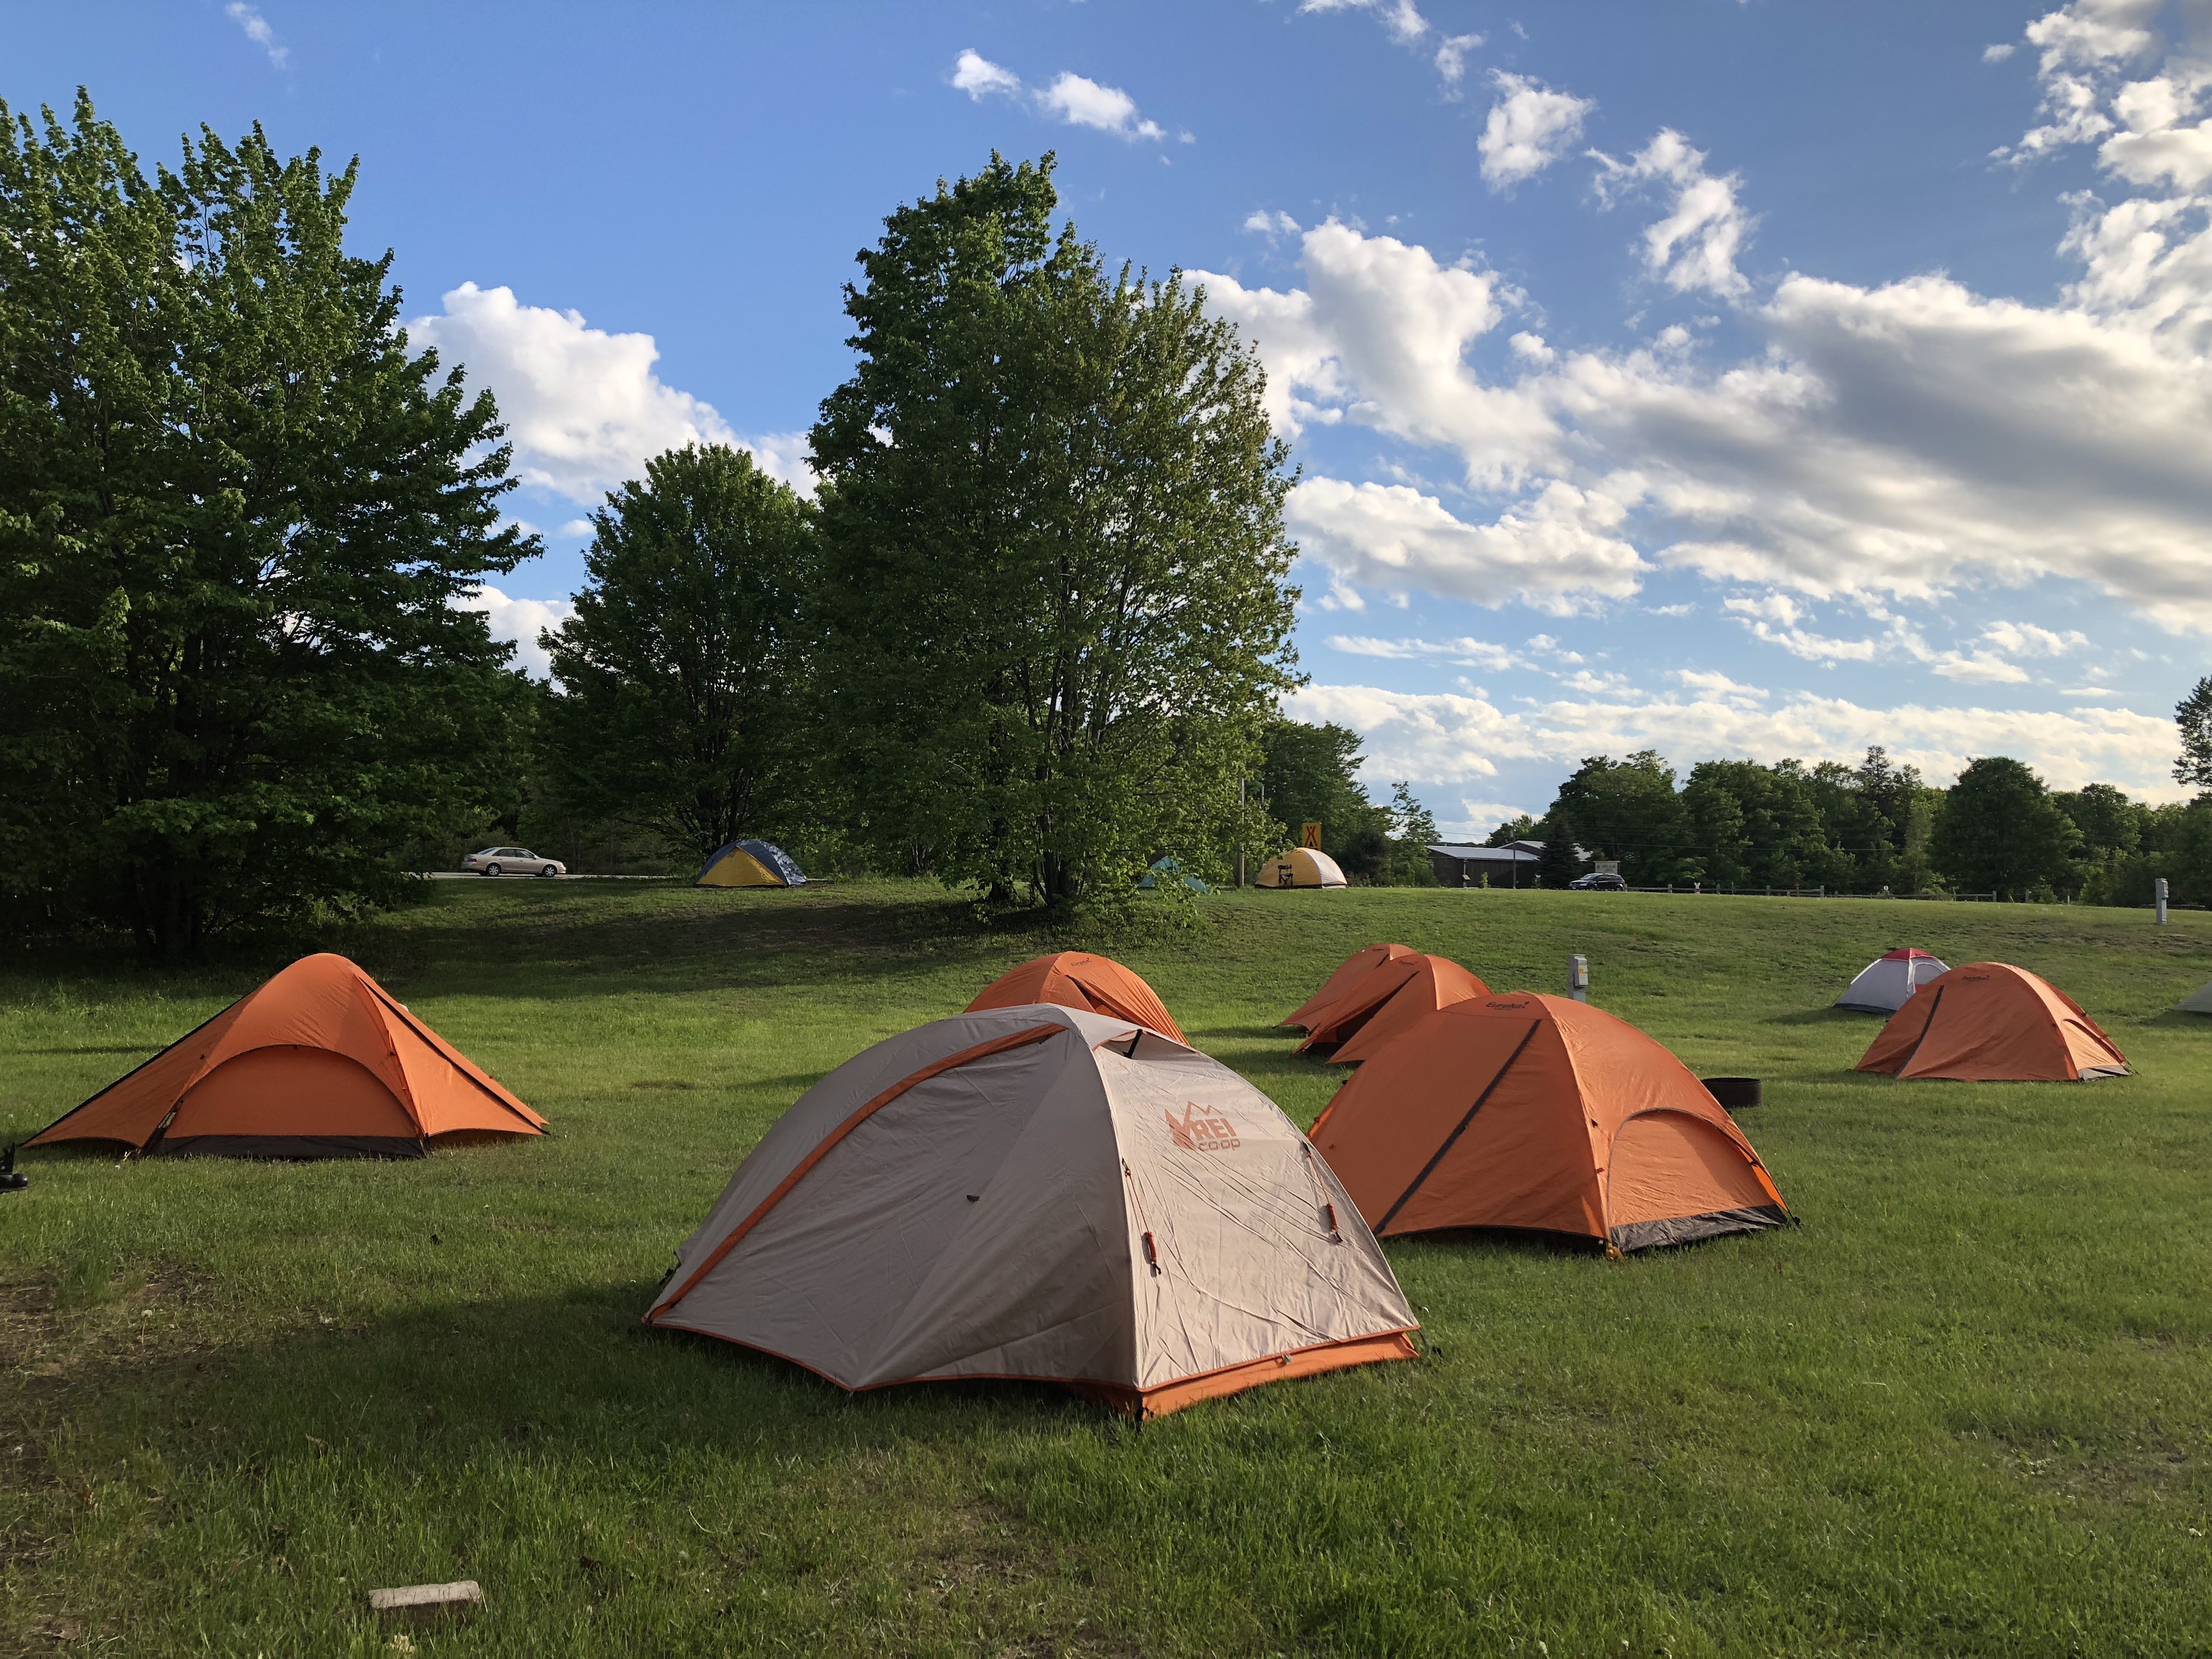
3 880 2210 1657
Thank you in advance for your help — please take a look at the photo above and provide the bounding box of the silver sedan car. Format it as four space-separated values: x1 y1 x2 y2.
461 847 566 878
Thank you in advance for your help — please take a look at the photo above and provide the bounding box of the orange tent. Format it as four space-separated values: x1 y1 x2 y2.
1309 993 1787 1252
1280 942 1418 1030
1856 961 2128 1081
966 952 1186 1043
1297 953 1489 1064
25 953 546 1159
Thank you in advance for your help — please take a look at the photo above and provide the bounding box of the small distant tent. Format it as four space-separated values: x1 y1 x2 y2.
1280 943 1419 1030
1835 948 1949 1014
967 952 1186 1043
1138 857 1214 894
1309 993 1787 1252
1255 848 1347 889
644 1004 1418 1418
25 953 545 1159
1857 961 2128 1081
697 839 806 888
1297 953 1490 1064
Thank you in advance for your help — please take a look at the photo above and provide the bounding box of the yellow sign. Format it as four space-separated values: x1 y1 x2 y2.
1301 822 1323 849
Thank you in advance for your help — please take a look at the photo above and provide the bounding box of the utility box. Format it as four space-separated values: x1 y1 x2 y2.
1568 953 1589 1003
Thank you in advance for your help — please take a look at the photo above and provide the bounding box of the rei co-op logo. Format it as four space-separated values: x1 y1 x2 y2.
1166 1102 1240 1152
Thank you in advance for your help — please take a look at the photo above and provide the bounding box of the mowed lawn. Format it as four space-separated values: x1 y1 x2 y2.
3 881 2210 1658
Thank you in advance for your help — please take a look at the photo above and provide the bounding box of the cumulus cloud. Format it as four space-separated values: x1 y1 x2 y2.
1197 196 2212 630
408 284 811 505
1289 476 1647 612
948 50 1177 141
458 586 574 682
1435 33 1483 90
1244 208 1302 238
409 284 738 503
1325 634 1530 670
1298 0 1431 46
1589 129 1755 297
952 48 1023 100
1479 72 1594 189
225 2 287 69
1288 681 2187 798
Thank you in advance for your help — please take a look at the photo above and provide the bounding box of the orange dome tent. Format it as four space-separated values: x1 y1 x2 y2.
1280 942 1418 1030
1297 953 1489 1064
1856 961 2128 1081
1309 994 1787 1252
25 953 546 1159
966 952 1186 1043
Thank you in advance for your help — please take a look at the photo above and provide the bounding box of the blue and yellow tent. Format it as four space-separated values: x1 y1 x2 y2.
696 839 807 888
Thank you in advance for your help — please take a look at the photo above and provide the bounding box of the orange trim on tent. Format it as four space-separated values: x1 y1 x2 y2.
651 1022 1068 1314
643 1323 1418 1419
1280 943 1418 1030
966 952 1185 1043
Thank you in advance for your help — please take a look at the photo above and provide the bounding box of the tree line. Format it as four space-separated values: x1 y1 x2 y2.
0 104 1350 955
1491 726 2212 905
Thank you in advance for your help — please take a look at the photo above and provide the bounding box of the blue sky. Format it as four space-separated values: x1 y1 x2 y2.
9 1 2209 831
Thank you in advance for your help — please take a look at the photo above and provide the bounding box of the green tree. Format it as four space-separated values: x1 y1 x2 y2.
2056 783 2143 856
0 97 532 955
811 155 1297 911
1931 757 2077 899
541 445 816 867
2177 676 2212 794
1485 814 1541 847
1259 719 1385 874
1535 815 1584 888
1384 781 1441 886
1549 751 1687 883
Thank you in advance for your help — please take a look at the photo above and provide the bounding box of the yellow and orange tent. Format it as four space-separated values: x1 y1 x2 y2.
1856 961 2128 1081
1309 992 1787 1252
1280 942 1418 1030
25 953 546 1159
966 952 1186 1043
1297 953 1489 1064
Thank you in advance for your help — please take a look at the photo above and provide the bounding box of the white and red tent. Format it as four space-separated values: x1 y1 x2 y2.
1835 948 1948 1014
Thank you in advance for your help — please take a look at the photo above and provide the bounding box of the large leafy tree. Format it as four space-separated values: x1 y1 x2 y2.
811 155 1296 910
1931 757 2078 899
0 96 532 956
1548 751 1688 884
2177 676 2212 794
540 445 815 867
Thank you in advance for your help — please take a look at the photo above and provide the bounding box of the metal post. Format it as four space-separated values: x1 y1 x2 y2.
1235 779 1246 889
2156 877 2169 925
1567 954 1589 1003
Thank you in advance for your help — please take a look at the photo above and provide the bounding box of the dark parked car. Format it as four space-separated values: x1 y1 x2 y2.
1568 871 1627 890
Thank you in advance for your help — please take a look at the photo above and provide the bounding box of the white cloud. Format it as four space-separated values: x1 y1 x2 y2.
1244 209 1302 238
951 49 1022 100
1198 204 2212 632
1985 42 2020 63
1480 72 1595 188
1589 129 1755 298
1288 682 2188 798
1326 633 1529 670
408 284 814 504
1299 0 1430 46
224 2 287 69
1435 33 1483 91
410 284 738 504
1289 476 1647 612
459 586 574 682
948 52 1177 142
555 519 593 538
1672 668 1768 706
